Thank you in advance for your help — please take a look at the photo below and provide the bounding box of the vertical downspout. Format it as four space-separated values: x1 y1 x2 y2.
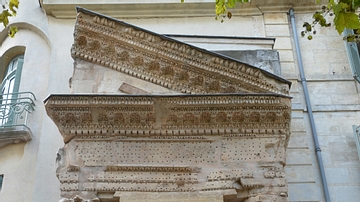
289 9 331 202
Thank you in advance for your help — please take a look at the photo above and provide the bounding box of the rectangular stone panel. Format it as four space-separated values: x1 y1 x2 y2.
265 25 290 37
76 140 219 166
221 137 281 163
288 183 319 201
286 148 312 165
285 165 315 183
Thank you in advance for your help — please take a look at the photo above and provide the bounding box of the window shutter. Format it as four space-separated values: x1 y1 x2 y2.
352 125 360 160
13 56 23 94
344 29 360 83
0 175 3 190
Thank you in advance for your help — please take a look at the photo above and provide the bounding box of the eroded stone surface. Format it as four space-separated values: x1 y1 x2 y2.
46 94 291 202
45 8 292 202
71 8 290 96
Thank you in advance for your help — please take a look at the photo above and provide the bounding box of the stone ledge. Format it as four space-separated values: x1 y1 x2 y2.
0 125 32 148
41 0 325 19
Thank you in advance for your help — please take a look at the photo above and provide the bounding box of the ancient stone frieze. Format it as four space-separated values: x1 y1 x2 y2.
45 94 291 143
71 10 291 96
51 7 293 202
47 93 291 201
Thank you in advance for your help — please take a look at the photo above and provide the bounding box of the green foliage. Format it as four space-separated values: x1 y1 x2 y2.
181 0 360 42
8 26 17 38
9 0 19 16
0 0 19 38
215 0 249 22
302 0 360 41
181 0 249 22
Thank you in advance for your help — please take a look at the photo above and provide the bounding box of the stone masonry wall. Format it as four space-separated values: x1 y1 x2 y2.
265 12 360 201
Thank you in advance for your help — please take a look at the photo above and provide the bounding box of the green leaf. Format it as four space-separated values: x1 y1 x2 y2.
353 0 360 8
334 10 360 34
215 0 226 15
9 0 19 8
328 0 336 8
8 26 17 38
9 0 19 16
0 10 12 27
227 0 236 8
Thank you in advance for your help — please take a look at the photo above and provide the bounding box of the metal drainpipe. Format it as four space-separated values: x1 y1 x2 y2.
289 8 331 202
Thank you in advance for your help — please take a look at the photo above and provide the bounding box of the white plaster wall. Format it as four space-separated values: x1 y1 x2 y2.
0 29 53 201
0 1 65 202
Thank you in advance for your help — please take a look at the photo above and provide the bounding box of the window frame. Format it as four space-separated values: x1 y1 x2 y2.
344 29 360 83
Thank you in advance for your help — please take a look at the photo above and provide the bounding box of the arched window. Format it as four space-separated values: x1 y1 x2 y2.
1 55 24 95
0 55 24 126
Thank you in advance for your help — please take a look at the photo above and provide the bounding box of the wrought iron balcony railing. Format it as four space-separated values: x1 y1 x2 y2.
0 92 36 127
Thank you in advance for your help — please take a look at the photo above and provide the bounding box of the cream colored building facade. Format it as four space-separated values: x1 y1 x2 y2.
0 1 359 202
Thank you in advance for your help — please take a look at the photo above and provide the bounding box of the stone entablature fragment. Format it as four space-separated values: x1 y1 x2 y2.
72 7 291 96
45 94 291 143
45 94 291 202
46 7 293 202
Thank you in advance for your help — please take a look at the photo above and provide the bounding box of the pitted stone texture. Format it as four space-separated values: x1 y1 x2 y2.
47 7 292 202
46 94 291 202
70 8 291 96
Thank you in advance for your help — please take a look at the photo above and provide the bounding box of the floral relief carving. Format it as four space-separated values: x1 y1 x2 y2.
264 112 277 122
87 39 100 52
129 113 141 124
50 9 293 202
183 112 197 125
48 96 291 201
207 80 220 92
117 50 130 61
232 112 245 123
148 60 160 72
191 75 204 87
248 112 260 122
133 55 144 66
81 113 92 124
71 13 290 96
166 114 178 125
113 112 125 124
176 70 189 82
76 35 87 47
200 112 211 124
63 113 77 125
216 112 227 123
161 66 174 77
146 112 155 123
98 113 108 125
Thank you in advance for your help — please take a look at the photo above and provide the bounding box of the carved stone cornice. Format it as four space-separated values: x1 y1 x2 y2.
42 1 327 19
71 7 291 96
45 94 291 143
50 8 293 202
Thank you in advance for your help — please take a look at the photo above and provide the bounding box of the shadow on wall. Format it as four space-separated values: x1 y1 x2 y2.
216 50 281 76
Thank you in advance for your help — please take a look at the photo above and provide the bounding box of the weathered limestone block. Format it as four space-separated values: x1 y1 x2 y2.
46 7 292 202
71 8 290 96
46 94 291 202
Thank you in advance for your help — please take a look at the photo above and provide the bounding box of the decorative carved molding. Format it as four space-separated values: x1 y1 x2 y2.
42 1 325 19
71 7 291 96
47 94 291 201
45 94 291 143
48 7 293 202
